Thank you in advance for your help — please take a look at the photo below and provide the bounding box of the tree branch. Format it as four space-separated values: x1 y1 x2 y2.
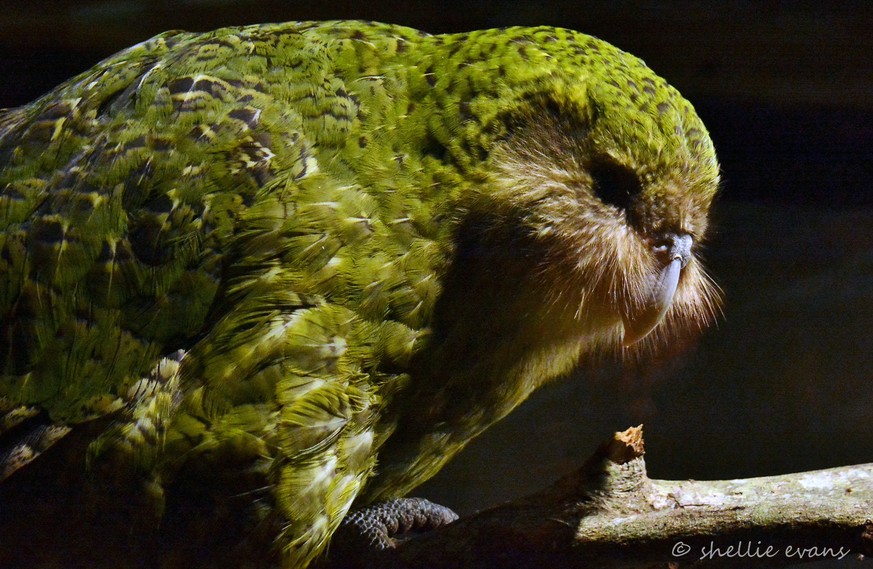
331 426 873 568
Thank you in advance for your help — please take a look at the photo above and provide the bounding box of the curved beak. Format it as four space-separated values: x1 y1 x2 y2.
621 233 693 347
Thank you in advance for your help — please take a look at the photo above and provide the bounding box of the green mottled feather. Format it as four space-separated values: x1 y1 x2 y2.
0 21 719 567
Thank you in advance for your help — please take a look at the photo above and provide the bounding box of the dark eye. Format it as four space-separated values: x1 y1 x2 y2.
589 158 640 212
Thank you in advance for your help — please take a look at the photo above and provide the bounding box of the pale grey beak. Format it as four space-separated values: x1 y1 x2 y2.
622 234 692 347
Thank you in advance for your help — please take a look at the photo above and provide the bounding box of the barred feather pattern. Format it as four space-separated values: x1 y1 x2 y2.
0 21 719 567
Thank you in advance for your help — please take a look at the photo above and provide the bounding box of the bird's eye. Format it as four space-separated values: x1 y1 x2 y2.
589 158 640 213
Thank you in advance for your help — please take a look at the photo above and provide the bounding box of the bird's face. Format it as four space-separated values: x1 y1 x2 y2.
485 87 721 353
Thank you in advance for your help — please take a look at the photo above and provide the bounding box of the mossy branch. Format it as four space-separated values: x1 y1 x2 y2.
332 426 873 568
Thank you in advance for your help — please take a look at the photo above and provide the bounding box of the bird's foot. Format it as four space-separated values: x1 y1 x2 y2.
340 497 458 548
323 497 457 568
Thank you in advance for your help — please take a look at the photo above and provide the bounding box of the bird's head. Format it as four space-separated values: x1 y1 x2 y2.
426 27 721 352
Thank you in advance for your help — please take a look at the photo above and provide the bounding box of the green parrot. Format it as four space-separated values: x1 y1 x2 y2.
0 20 720 568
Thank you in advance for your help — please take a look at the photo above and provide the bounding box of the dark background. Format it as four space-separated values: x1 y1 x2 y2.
2 2 871 567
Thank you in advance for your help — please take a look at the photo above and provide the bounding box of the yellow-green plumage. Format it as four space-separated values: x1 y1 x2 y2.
0 21 719 567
